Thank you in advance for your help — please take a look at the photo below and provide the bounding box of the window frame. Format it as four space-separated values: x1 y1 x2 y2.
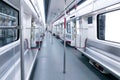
0 1 19 47
97 9 120 44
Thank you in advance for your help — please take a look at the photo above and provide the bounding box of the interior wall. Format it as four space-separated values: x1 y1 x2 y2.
22 10 32 48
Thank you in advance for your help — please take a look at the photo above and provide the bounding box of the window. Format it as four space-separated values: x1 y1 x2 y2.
0 29 18 47
97 10 120 43
88 16 92 24
60 23 63 34
0 1 18 26
0 1 19 47
66 22 71 33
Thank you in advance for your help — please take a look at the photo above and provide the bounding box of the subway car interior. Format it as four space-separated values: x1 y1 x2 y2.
0 0 120 80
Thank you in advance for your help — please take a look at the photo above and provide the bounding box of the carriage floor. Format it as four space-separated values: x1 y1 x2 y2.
30 32 118 80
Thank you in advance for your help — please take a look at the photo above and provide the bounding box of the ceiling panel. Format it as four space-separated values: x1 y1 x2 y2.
44 0 86 24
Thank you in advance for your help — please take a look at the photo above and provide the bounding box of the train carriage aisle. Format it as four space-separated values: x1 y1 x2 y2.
30 32 116 80
1 0 120 80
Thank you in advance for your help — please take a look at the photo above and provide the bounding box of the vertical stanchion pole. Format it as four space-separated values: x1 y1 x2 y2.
63 18 66 74
20 0 25 80
75 0 77 48
20 28 25 80
39 28 40 50
63 0 66 73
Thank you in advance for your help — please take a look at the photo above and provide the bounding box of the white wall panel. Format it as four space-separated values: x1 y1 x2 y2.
93 0 120 11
